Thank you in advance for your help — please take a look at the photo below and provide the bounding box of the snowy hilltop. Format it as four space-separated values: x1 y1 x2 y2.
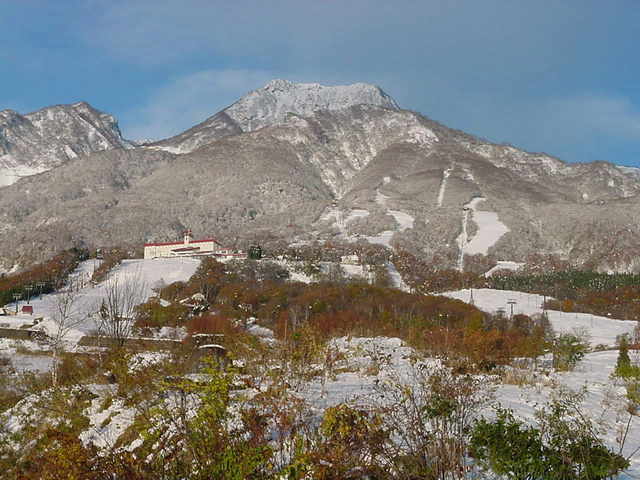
0 102 131 186
225 79 400 132
150 79 400 153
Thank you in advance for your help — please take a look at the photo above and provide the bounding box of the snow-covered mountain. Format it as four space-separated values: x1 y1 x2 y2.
149 79 399 153
1 80 639 273
0 102 131 186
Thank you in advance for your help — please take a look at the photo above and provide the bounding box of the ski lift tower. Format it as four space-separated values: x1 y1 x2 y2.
24 285 33 304
12 293 21 314
507 299 517 319
36 281 46 299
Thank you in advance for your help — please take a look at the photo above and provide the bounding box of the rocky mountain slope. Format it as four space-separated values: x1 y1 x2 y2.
149 79 399 154
0 102 131 186
1 80 639 273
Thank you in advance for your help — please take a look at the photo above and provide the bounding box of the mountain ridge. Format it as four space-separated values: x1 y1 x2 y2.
149 79 400 154
0 101 131 186
0 80 639 274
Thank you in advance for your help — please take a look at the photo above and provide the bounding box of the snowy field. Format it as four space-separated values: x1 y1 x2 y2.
4 333 640 476
294 337 640 476
2 258 202 343
0 337 54 374
496 350 640 477
2 262 640 474
443 288 637 347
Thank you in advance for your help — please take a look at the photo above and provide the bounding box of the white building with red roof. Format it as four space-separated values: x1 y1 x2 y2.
144 230 247 260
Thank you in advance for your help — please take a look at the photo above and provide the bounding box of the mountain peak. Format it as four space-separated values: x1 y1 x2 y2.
151 79 401 154
263 78 295 90
226 79 399 132
0 101 131 186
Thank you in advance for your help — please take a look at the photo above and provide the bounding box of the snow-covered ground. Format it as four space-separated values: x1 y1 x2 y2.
363 181 415 248
442 288 637 347
0 337 54 374
319 205 370 233
3 258 201 344
3 329 640 476
144 144 188 155
0 162 48 187
457 197 509 270
280 336 640 476
341 263 371 281
436 165 453 207
386 261 410 292
297 336 429 413
316 177 415 251
388 209 414 231
79 385 138 451
497 350 640 476
483 260 524 277
345 208 370 223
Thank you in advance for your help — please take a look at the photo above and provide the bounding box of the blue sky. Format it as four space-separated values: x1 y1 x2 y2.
1 0 639 167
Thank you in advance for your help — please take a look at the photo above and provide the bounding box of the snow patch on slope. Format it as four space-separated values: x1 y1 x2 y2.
436 166 453 207
4 258 202 342
367 181 415 247
443 288 636 347
483 260 524 277
386 261 410 292
319 177 415 253
388 210 414 231
80 387 137 451
144 145 186 155
0 162 48 187
457 196 509 270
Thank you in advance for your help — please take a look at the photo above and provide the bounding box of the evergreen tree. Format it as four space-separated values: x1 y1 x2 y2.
616 335 632 377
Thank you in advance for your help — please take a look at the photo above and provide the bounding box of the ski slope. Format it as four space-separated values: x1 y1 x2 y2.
457 197 509 270
442 288 636 347
3 258 202 341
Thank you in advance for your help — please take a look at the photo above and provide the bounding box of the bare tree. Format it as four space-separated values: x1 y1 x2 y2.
96 271 147 348
49 286 85 386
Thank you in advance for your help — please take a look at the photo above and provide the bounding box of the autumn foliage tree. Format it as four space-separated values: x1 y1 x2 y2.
0 248 86 307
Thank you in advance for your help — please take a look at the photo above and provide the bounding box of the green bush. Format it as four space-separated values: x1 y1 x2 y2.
551 332 589 371
470 404 628 480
